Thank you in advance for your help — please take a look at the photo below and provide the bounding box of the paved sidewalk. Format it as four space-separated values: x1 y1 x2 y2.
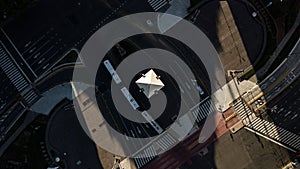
31 82 90 115
212 78 256 111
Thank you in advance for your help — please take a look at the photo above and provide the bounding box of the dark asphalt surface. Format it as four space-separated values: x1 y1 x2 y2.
0 70 18 113
187 0 264 63
47 101 103 169
227 0 265 63
180 129 291 169
0 0 154 141
94 33 210 139
0 1 270 169
267 78 300 135
0 102 26 142
2 0 154 77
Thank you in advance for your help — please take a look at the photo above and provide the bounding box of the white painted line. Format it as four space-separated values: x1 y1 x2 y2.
245 127 297 153
22 35 46 54
0 41 31 83
31 46 54 65
141 111 163 134
1 28 37 77
27 40 50 59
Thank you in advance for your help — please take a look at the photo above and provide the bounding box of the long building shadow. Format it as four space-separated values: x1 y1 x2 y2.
177 0 298 169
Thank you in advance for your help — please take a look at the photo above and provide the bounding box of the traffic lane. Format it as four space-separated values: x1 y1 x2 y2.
8 0 152 53
0 30 37 81
267 78 300 135
95 39 207 137
187 0 221 48
23 29 65 71
264 71 297 101
36 68 74 93
126 34 211 93
2 0 124 76
0 105 24 130
3 0 115 51
2 0 153 78
31 46 65 74
0 103 25 141
0 70 19 113
259 58 289 91
96 91 154 154
97 91 156 138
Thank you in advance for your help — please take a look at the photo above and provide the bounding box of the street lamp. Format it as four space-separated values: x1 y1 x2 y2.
227 69 244 84
252 1 273 18
227 69 244 77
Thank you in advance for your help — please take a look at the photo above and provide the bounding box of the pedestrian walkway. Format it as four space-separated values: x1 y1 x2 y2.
233 98 300 151
31 82 91 115
0 41 29 92
22 89 39 105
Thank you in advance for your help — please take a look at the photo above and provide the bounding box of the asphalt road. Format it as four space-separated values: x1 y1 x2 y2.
0 102 26 142
0 70 18 113
1 0 154 78
267 78 300 135
0 0 154 145
93 33 211 139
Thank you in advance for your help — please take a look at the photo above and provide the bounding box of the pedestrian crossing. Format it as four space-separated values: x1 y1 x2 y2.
133 132 177 168
0 41 29 92
233 98 253 120
134 146 156 169
22 89 39 105
156 132 177 150
147 0 168 11
233 98 300 151
190 97 215 124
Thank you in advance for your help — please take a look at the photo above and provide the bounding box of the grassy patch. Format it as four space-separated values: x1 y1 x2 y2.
241 68 256 80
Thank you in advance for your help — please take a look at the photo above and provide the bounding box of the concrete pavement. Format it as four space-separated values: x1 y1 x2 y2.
31 82 90 115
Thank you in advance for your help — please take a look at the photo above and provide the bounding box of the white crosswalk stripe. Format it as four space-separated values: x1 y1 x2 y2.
134 150 156 169
0 42 29 92
132 97 217 168
190 98 216 124
233 98 300 151
23 89 39 104
133 132 178 168
147 0 168 11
